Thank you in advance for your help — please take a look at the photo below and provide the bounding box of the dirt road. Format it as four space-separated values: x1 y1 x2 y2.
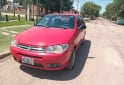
0 18 124 85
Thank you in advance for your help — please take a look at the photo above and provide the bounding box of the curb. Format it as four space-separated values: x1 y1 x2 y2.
0 25 31 29
0 51 11 59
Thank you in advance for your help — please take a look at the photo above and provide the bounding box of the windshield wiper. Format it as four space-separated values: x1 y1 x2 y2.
57 26 69 29
48 26 69 29
35 25 47 27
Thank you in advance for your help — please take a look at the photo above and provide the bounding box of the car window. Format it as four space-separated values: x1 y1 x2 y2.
77 16 82 27
36 15 75 29
36 16 49 26
77 16 85 28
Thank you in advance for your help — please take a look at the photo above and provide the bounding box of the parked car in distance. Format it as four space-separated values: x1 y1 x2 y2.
116 20 124 25
10 13 86 70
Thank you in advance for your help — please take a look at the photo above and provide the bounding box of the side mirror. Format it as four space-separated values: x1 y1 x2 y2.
78 24 86 29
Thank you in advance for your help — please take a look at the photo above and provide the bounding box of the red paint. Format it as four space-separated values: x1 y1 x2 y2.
10 13 86 70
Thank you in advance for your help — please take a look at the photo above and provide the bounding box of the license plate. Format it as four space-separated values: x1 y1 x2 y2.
22 56 34 65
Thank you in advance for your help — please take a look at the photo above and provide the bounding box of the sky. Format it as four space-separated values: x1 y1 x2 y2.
8 0 113 13
73 0 113 13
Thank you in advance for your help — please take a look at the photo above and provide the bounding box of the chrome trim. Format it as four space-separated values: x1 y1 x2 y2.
17 44 45 52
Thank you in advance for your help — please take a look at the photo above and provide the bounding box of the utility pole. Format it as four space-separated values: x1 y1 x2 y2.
13 0 15 17
26 0 31 21
77 0 79 11
0 0 2 19
36 0 39 22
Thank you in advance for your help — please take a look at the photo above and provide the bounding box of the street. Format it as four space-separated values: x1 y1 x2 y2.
0 18 124 85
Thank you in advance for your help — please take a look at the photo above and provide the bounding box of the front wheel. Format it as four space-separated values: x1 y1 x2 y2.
66 50 76 70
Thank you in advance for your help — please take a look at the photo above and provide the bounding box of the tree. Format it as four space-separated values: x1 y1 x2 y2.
118 4 124 18
0 0 7 19
14 0 33 20
103 0 124 20
38 0 73 13
0 0 1 19
81 2 101 18
103 3 116 20
60 0 73 11
13 0 74 20
15 0 73 13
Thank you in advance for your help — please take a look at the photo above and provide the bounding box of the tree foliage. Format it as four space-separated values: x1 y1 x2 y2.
38 0 73 12
0 0 7 19
81 2 101 17
14 0 32 8
103 0 124 20
14 0 73 12
1 0 7 7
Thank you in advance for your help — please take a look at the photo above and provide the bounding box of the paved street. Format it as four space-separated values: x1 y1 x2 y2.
0 18 124 85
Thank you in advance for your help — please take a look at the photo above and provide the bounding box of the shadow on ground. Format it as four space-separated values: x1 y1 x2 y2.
20 40 91 81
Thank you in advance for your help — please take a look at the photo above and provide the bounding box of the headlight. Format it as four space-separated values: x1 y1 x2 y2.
46 44 69 54
11 39 17 47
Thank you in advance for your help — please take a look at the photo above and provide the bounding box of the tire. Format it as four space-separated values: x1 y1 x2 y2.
66 50 76 70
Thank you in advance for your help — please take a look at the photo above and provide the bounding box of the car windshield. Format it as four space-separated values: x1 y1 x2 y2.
36 15 75 29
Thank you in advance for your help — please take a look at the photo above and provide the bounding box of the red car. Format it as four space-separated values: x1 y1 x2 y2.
10 13 86 70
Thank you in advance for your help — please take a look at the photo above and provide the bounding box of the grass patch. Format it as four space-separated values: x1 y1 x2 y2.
0 26 32 52
0 14 33 27
6 26 31 33
0 20 33 27
2 11 25 15
1 15 18 20
0 34 12 52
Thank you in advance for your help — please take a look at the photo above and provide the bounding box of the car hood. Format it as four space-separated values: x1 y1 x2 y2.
15 26 75 46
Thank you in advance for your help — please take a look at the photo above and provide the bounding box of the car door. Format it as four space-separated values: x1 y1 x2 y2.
75 16 86 47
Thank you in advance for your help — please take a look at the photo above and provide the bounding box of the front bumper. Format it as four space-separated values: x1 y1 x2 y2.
10 46 72 70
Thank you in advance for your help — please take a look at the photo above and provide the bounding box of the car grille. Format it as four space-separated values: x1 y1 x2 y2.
17 44 45 52
18 44 29 50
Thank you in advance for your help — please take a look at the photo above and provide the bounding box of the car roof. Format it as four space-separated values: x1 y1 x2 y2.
48 13 79 16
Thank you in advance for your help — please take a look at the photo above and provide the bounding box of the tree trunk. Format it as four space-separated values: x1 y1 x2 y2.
0 0 2 19
32 4 34 20
27 4 31 21
13 0 15 17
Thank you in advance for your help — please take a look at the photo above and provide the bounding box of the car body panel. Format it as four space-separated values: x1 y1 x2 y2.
16 27 76 46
